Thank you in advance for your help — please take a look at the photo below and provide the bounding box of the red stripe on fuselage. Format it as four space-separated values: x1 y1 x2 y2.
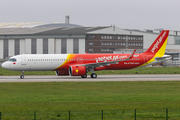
54 53 154 71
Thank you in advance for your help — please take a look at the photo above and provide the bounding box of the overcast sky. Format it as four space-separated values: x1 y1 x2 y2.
0 0 180 30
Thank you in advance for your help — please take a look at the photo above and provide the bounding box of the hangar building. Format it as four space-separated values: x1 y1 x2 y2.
0 21 180 61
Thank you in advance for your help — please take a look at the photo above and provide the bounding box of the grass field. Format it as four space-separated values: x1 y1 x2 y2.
0 67 180 75
1 81 180 119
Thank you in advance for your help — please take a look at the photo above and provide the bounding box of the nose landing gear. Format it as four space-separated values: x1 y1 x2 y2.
20 71 24 79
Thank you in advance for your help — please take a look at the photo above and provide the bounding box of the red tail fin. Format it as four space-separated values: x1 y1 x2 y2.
144 30 169 54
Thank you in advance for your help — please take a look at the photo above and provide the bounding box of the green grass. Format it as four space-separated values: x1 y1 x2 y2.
1 81 180 119
1 67 180 75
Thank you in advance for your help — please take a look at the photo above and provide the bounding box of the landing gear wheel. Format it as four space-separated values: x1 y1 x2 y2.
91 73 97 78
20 75 24 79
20 71 25 79
81 74 87 78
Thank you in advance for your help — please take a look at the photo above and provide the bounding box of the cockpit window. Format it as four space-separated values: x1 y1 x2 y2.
8 58 17 62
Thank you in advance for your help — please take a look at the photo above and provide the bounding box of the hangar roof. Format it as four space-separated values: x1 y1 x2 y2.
35 23 83 28
0 26 110 35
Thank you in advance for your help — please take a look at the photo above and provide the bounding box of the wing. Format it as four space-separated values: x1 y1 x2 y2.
80 49 136 68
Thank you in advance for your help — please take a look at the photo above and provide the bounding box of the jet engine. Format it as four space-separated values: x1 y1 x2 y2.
55 70 69 76
69 66 86 76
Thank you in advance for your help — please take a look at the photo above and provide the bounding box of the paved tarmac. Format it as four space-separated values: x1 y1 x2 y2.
0 74 180 82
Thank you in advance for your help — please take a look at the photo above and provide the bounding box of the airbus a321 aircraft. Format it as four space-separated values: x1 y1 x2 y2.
2 30 171 79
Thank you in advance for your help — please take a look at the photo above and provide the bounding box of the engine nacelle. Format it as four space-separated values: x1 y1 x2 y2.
55 70 69 76
69 66 86 76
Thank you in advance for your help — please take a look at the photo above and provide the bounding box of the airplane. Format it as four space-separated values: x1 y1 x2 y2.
1 30 171 79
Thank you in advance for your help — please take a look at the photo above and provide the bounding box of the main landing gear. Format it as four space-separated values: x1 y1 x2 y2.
81 73 97 78
20 71 24 79
81 67 97 78
91 73 97 78
89 67 97 78
81 74 87 78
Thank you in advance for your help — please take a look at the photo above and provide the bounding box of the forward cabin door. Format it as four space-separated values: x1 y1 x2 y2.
21 56 26 65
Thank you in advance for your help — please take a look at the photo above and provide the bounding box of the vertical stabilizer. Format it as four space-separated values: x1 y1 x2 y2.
144 30 169 57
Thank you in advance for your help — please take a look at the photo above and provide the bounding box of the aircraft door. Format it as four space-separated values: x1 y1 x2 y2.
21 56 26 65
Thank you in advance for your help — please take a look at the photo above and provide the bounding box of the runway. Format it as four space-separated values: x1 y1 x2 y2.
0 74 180 82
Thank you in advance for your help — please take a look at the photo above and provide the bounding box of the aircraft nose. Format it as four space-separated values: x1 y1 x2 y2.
1 62 7 69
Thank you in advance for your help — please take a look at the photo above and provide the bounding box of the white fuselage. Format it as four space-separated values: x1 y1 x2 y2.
2 54 69 71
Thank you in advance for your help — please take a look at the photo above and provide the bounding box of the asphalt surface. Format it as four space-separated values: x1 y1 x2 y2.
0 74 180 82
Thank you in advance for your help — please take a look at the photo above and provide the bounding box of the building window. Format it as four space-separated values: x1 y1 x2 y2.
31 38 36 54
89 42 93 45
126 42 128 47
43 38 48 54
15 39 20 55
175 40 180 44
88 35 94 39
175 37 180 44
61 39 67 54
3 39 8 59
89 48 93 52
113 36 118 39
101 36 104 39
73 39 79 53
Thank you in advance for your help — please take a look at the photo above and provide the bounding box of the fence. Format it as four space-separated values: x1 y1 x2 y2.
1 108 180 120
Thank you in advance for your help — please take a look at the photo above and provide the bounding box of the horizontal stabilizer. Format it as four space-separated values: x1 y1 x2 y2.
155 55 172 61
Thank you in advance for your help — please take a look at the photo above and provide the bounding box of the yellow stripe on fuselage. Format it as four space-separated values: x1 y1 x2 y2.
59 54 71 67
54 54 75 70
